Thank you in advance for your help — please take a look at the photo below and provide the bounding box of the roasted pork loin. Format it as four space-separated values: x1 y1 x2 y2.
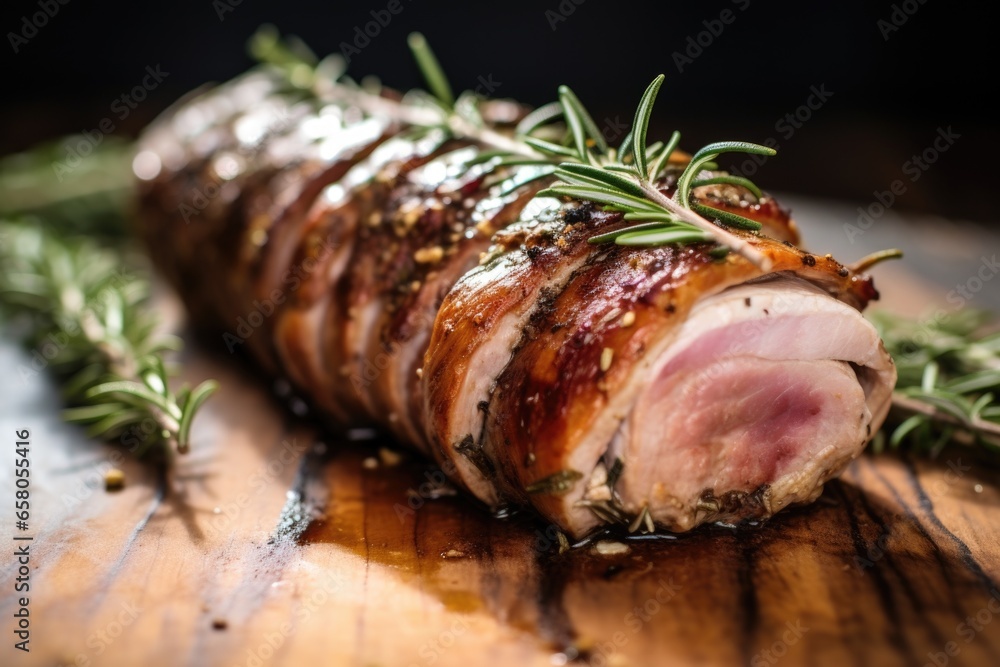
136 70 896 538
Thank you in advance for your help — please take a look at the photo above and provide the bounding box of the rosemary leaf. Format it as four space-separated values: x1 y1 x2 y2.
523 136 579 158
558 85 608 155
622 212 683 222
588 222 674 245
407 32 455 109
516 102 564 136
691 204 763 231
631 74 665 180
558 163 647 198
650 130 682 182
616 130 634 164
615 227 714 247
675 141 775 209
537 184 661 214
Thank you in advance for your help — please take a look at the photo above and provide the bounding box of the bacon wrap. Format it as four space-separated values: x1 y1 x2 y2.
136 69 895 538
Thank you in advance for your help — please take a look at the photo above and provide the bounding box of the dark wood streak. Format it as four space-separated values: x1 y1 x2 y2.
534 548 580 657
900 457 1000 665
854 515 920 622
87 467 168 613
272 440 326 546
832 482 914 656
9 330 1000 665
355 451 372 659
903 457 999 593
863 457 970 616
848 477 956 651
736 532 760 663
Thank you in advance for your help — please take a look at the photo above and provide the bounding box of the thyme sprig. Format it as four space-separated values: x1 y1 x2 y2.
873 309 1000 455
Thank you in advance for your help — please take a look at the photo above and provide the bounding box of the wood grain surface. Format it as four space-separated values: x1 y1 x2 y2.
2 210 1000 666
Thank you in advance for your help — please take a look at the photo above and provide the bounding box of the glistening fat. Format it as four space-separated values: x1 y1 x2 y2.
135 38 896 539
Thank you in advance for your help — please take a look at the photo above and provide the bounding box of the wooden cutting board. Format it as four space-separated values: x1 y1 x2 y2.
2 219 1000 667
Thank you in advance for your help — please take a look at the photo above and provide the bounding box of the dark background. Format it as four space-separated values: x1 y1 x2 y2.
1 0 995 224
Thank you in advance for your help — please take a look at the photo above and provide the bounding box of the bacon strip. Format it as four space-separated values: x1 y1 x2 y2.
136 70 896 537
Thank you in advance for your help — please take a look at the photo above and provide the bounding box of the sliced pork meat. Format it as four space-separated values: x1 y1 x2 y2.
136 65 897 540
621 276 893 530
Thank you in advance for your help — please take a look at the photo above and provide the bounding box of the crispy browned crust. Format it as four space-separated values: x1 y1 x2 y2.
137 72 882 532
484 232 871 520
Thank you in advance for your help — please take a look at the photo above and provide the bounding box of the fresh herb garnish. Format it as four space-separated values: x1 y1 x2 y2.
0 131 218 459
255 29 996 465
0 220 217 457
536 77 776 269
872 309 1000 456
403 38 777 267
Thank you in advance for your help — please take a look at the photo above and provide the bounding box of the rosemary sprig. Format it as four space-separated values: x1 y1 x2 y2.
0 220 217 456
403 33 529 155
255 30 1000 462
0 131 218 458
872 309 1000 456
248 23 339 95
536 76 776 269
0 136 134 240
411 61 777 266
257 30 776 269
406 33 454 109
